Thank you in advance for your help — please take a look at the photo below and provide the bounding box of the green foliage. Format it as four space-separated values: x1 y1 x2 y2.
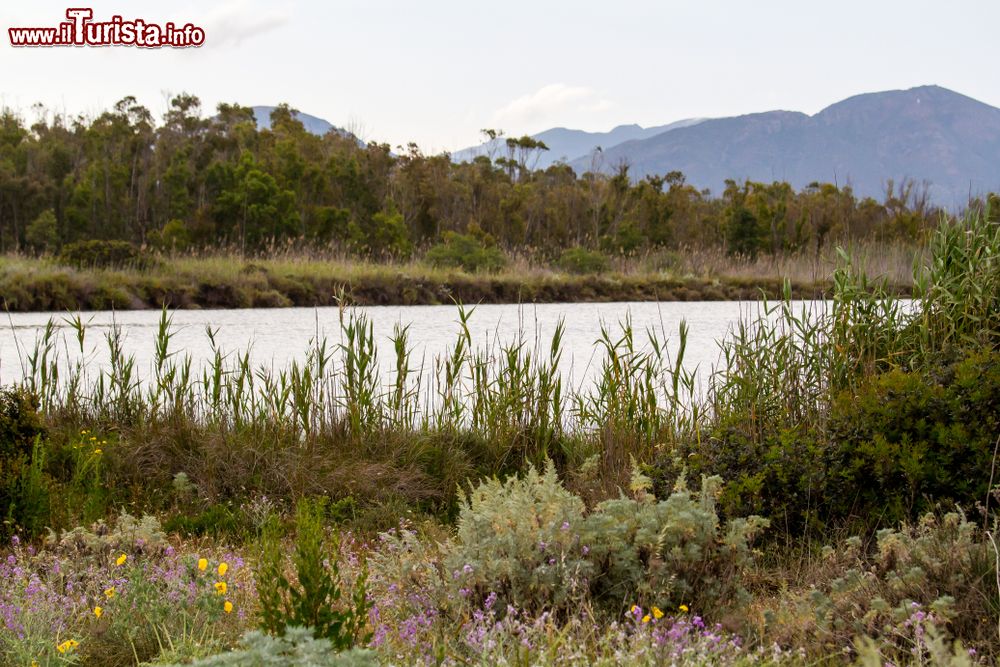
825 349 1000 526
602 219 645 255
256 499 371 649
677 347 1000 532
425 231 507 273
661 209 1000 533
58 239 146 269
347 208 412 260
25 209 59 253
159 628 376 666
0 95 949 259
449 463 590 613
164 503 241 538
0 387 48 538
158 219 193 251
557 247 610 274
0 386 45 449
912 210 1000 358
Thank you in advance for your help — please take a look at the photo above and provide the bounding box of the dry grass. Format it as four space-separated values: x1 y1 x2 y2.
0 241 918 312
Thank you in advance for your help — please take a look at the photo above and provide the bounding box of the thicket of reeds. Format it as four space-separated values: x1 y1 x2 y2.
5 209 995 533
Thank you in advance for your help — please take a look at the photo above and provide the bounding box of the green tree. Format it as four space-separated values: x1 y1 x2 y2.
24 209 58 252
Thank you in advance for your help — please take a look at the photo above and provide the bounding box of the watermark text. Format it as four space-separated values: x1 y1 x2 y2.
9 8 205 48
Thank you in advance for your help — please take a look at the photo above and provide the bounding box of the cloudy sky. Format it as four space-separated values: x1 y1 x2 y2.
2 0 998 152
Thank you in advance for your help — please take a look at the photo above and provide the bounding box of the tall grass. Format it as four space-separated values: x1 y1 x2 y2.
6 210 997 515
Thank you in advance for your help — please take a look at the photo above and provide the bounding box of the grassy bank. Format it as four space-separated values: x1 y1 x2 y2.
0 213 996 665
0 242 916 311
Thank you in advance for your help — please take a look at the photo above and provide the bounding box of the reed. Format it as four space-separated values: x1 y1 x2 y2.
5 210 996 523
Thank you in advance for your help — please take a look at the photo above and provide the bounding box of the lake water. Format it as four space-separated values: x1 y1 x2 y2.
0 301 817 392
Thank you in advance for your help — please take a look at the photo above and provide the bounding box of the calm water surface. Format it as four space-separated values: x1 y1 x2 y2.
0 301 820 391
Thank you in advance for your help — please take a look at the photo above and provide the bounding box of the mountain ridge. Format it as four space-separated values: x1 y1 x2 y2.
567 85 1000 203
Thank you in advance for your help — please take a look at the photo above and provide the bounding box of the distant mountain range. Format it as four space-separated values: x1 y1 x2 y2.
255 86 1000 204
456 85 1000 204
451 118 706 169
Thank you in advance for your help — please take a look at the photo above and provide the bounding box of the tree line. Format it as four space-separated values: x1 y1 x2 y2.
0 94 988 260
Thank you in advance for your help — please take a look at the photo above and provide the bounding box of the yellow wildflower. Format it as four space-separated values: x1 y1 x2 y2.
56 639 79 653
197 558 208 571
115 553 127 566
93 448 102 455
642 614 651 624
652 606 664 619
93 606 103 619
214 581 228 595
218 562 229 577
630 604 638 613
678 604 689 613
223 600 234 614
104 587 115 599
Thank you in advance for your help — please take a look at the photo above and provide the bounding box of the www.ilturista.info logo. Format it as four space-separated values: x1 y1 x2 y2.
8 8 205 48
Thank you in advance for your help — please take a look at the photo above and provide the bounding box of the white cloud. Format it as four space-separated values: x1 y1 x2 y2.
199 1 289 49
490 84 614 131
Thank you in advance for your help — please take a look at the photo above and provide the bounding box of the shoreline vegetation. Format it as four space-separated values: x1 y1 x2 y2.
0 211 996 664
0 242 916 311
0 96 980 318
0 96 997 666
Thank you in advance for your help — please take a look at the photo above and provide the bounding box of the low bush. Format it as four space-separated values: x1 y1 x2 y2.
762 511 994 661
372 463 767 623
160 628 376 666
164 502 242 538
58 239 148 270
557 247 610 274
425 231 507 273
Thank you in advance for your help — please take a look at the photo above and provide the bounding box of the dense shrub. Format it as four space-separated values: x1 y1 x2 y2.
662 348 1000 534
558 247 610 274
373 463 767 621
346 209 412 260
58 239 147 269
45 512 169 556
150 218 193 251
764 511 994 660
425 231 507 273
0 387 48 538
825 349 1000 526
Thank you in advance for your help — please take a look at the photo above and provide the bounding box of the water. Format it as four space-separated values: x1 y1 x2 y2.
0 301 801 392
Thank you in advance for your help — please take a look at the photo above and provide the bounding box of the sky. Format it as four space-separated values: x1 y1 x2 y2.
2 0 999 153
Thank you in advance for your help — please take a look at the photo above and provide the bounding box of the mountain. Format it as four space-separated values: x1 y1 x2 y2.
250 106 340 136
567 86 1000 204
452 118 705 169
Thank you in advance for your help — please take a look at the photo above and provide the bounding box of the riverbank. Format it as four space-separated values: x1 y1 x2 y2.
0 214 996 664
0 252 912 311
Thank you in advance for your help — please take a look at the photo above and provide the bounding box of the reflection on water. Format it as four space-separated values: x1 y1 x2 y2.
0 301 815 392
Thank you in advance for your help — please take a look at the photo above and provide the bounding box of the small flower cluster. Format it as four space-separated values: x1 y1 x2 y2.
196 555 235 615
73 429 109 456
